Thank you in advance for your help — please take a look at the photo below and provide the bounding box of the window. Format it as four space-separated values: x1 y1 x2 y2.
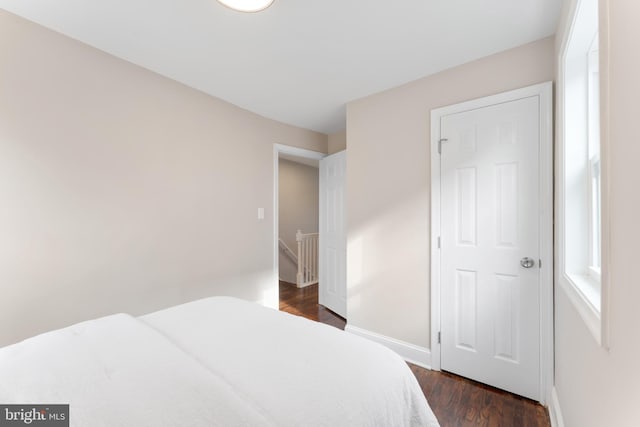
587 34 601 281
559 0 603 343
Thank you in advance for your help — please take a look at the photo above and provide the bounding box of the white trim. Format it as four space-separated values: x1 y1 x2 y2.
587 265 601 283
430 82 554 405
345 325 432 370
296 281 317 289
599 0 612 351
273 144 327 301
549 387 566 427
556 0 610 349
539 81 555 407
429 107 442 372
274 143 327 161
559 273 601 345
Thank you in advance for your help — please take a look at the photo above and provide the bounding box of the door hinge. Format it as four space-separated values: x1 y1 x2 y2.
437 236 441 249
539 259 542 268
437 331 441 344
438 138 448 155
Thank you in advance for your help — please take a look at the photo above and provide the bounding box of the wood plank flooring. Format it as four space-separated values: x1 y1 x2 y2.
278 280 346 330
278 280 550 427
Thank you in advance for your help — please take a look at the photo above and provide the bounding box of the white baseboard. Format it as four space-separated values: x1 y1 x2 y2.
549 387 565 427
296 281 317 289
344 325 432 369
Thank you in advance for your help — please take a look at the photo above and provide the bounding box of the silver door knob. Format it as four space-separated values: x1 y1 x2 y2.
520 257 536 268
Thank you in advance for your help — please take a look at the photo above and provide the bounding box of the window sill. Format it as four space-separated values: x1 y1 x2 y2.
588 266 601 282
559 273 602 345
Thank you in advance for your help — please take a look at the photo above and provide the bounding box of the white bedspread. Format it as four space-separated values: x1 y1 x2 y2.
142 297 440 427
0 314 271 426
0 297 440 427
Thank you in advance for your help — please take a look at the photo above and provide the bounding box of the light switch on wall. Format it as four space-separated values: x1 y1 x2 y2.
257 207 265 220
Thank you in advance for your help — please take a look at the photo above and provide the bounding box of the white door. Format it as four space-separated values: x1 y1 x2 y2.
319 150 346 318
440 96 540 400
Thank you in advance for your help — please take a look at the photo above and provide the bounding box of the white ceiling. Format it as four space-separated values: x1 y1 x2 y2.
0 0 562 134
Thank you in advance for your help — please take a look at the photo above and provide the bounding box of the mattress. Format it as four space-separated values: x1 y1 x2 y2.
0 296 440 426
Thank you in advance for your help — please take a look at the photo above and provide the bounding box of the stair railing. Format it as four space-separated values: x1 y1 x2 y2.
296 230 319 287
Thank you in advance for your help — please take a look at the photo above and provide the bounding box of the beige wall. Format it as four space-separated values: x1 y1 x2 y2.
328 130 347 154
346 37 554 348
278 250 298 285
278 158 319 283
0 11 326 347
553 1 640 426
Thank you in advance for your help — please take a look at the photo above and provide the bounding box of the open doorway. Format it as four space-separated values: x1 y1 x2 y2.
277 154 319 287
273 144 346 324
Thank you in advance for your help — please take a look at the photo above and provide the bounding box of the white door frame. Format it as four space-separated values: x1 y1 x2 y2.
273 144 327 298
430 82 554 405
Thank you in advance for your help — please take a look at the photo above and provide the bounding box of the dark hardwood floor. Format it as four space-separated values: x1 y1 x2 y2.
279 280 550 427
279 280 346 329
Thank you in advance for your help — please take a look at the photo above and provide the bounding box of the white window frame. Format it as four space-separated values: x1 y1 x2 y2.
587 34 601 281
557 0 610 348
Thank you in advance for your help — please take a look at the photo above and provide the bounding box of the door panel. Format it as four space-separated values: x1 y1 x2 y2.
440 96 540 401
319 151 346 318
455 269 478 351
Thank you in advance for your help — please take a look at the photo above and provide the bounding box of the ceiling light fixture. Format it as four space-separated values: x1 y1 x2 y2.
216 0 274 13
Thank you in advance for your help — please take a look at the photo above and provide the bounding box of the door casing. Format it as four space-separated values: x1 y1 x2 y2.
430 82 554 405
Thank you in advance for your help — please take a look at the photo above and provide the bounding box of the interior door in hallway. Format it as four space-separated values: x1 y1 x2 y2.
319 150 346 318
440 96 541 401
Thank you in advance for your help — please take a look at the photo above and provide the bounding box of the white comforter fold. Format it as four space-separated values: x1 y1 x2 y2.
142 296 440 427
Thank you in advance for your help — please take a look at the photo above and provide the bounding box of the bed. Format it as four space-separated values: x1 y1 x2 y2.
0 296 440 426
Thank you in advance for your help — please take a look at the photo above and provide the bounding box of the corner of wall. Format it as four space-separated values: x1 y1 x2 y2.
327 130 347 154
